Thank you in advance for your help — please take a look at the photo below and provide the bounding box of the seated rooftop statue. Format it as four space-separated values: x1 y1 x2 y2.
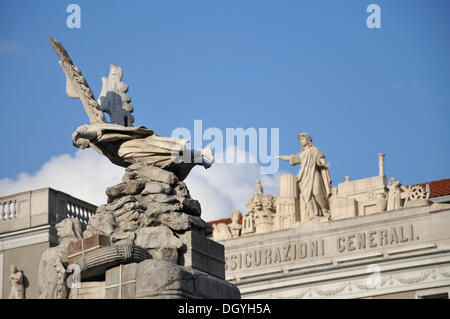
49 37 213 181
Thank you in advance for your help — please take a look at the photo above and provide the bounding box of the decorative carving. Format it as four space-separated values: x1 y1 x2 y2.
247 193 275 234
401 184 430 208
72 244 150 280
212 223 233 241
291 266 450 299
38 218 83 299
228 210 242 238
48 37 106 124
256 180 264 194
8 264 25 299
387 177 402 211
98 64 134 127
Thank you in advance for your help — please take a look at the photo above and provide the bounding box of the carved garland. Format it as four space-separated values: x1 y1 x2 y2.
291 266 450 298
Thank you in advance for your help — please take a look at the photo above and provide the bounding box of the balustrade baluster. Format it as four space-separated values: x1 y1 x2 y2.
4 202 10 219
11 200 17 218
0 202 4 220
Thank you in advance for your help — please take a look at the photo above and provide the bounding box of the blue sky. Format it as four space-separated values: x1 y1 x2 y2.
0 1 449 219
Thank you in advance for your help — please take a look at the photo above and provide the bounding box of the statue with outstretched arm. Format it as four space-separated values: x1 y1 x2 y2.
275 133 332 220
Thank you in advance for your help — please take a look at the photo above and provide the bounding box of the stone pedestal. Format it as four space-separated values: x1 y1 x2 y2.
69 281 106 299
178 231 225 280
63 163 240 299
105 263 138 299
135 260 240 299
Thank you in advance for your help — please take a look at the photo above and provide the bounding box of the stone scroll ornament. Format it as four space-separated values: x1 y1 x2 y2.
48 37 214 181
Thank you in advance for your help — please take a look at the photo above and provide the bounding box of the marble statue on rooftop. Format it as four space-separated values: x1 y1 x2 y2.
256 180 264 194
49 37 213 181
228 210 242 237
387 177 402 211
276 133 332 220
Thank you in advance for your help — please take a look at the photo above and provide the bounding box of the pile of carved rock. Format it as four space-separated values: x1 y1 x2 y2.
38 163 239 299
84 162 211 262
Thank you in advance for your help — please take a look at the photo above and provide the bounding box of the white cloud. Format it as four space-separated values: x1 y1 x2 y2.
0 150 124 206
0 147 284 222
185 146 283 221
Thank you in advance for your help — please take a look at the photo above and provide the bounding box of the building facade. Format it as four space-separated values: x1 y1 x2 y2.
1 177 449 298
211 155 450 299
0 188 95 298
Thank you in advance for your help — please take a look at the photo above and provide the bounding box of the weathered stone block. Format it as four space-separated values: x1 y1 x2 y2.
178 231 225 279
106 180 145 202
159 211 212 235
135 226 183 263
135 259 240 299
141 181 172 195
105 263 138 299
69 281 106 299
83 211 117 238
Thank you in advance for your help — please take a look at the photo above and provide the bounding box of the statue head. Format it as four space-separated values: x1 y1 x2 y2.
297 133 312 148
10 264 17 273
56 218 83 244
262 196 274 210
254 198 263 210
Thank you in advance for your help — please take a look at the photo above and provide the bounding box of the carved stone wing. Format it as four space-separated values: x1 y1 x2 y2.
49 37 106 124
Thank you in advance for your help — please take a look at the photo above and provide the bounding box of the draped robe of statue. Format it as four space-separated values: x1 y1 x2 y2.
73 122 207 181
290 145 332 219
387 178 402 211
79 122 187 168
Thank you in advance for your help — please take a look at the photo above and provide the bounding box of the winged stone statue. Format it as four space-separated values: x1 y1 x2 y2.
49 37 214 181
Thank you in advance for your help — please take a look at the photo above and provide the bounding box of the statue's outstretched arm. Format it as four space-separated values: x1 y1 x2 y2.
275 155 292 161
73 124 99 141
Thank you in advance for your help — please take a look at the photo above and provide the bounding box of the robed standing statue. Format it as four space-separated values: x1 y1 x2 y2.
276 133 332 220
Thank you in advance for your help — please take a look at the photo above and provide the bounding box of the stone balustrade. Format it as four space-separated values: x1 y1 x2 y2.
63 198 95 227
0 188 97 233
0 199 17 221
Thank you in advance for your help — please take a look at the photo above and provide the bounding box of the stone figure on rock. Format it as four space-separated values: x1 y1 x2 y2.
47 37 240 300
38 218 83 299
49 37 214 181
276 133 332 220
